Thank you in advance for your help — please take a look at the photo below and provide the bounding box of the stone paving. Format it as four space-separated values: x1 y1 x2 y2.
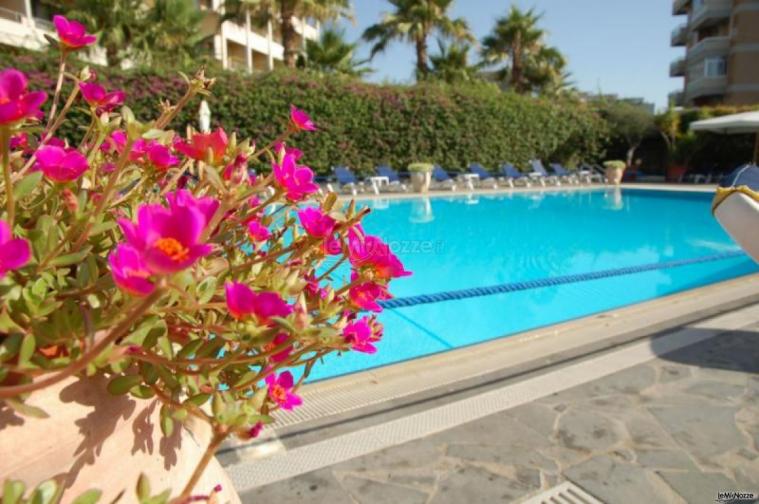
241 326 759 503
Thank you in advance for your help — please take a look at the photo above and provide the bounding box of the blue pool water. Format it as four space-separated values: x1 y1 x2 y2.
306 188 758 382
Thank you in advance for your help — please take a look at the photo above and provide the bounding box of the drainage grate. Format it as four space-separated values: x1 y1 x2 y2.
520 481 604 504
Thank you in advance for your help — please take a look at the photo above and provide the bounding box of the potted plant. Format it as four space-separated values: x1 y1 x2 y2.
0 15 410 504
603 160 626 185
408 163 433 193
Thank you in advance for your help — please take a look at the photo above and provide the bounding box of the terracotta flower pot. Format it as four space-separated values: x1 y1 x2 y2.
0 375 240 504
410 172 431 193
605 166 625 186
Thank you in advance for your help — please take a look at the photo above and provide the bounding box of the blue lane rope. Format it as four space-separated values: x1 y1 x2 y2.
378 250 748 310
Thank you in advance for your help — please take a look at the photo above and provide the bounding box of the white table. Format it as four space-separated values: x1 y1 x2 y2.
457 173 479 191
367 176 390 195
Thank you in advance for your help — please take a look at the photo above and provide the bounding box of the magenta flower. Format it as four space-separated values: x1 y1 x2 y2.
165 189 219 227
35 145 89 183
79 82 125 113
225 282 292 323
53 15 97 49
349 281 391 313
348 228 411 281
273 152 319 202
117 194 216 275
131 139 179 172
247 219 270 242
247 422 263 439
223 154 254 185
101 130 126 155
274 142 304 161
343 317 379 354
289 105 316 131
0 219 31 278
108 244 155 296
10 132 29 151
263 333 292 363
175 128 228 165
265 371 302 410
297 207 335 239
0 68 47 125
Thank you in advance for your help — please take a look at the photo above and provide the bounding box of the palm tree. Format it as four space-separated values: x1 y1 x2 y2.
481 5 567 94
298 27 372 76
225 0 353 69
428 39 479 83
134 0 207 68
363 0 473 78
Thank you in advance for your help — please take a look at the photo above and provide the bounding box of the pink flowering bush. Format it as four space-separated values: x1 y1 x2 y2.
0 15 409 504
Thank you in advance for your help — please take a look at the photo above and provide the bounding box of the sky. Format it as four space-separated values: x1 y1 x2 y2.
336 0 683 110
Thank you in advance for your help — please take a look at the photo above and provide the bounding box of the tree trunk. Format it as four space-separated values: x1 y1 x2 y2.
415 36 429 78
510 36 523 93
626 144 639 167
280 1 299 68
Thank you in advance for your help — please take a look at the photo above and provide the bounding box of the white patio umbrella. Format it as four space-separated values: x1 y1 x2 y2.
690 110 759 164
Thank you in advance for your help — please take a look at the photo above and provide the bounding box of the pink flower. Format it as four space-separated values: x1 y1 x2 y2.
79 82 125 113
0 219 31 277
165 189 219 226
274 142 303 161
53 15 97 49
0 69 47 125
349 281 391 312
343 317 379 354
322 235 342 255
289 105 316 131
108 244 155 296
263 333 292 363
175 128 228 165
265 371 302 411
273 153 319 202
348 228 411 281
131 139 179 172
223 154 254 185
247 219 270 242
35 145 88 183
297 207 335 239
225 282 292 323
117 193 216 275
101 130 126 154
247 422 263 439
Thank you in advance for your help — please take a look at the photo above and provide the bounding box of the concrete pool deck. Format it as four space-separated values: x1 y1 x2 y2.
220 274 759 503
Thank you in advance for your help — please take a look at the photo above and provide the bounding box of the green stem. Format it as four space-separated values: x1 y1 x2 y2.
1 126 14 227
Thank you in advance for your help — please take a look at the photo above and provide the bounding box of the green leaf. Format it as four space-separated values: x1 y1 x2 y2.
160 407 174 437
202 165 224 191
3 480 26 504
107 375 143 395
70 489 102 504
49 248 92 267
269 316 297 334
29 480 58 504
18 334 35 368
13 171 42 200
196 276 217 305
176 339 204 360
90 221 117 237
0 312 23 334
183 393 211 407
136 474 150 501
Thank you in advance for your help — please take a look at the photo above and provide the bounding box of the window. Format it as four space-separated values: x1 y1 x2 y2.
704 57 727 77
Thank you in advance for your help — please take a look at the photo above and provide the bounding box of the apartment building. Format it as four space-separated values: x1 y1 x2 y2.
670 0 759 106
0 0 319 72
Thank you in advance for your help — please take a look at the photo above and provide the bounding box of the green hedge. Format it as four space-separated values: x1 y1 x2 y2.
1 46 608 175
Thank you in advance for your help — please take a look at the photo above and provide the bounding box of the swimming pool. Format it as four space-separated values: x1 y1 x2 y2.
307 188 758 382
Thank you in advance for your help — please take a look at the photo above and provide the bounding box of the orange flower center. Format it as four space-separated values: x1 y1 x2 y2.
154 237 190 262
270 385 287 403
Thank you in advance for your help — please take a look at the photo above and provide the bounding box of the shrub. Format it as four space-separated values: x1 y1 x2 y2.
0 45 609 175
407 162 434 172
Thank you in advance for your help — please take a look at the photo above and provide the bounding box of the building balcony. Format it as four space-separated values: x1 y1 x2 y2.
673 0 691 15
690 0 732 30
685 75 728 101
671 23 688 46
670 57 687 77
668 90 685 106
687 35 729 61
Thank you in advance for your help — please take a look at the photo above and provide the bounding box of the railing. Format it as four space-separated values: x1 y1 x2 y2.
668 90 685 106
673 0 691 15
0 6 25 23
688 35 729 60
690 0 731 29
685 75 728 100
671 23 688 46
670 57 686 77
33 17 54 32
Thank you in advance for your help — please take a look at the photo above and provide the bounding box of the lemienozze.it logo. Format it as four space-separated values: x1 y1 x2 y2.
715 491 758 503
